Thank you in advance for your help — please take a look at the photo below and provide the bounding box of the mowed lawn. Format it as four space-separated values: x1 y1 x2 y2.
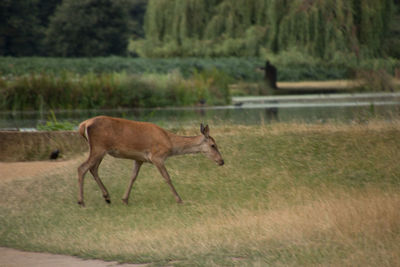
0 122 399 266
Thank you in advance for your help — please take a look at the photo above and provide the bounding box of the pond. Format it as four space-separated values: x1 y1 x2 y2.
1 99 400 130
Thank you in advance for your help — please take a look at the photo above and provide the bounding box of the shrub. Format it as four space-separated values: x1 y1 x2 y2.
36 110 76 131
354 69 397 92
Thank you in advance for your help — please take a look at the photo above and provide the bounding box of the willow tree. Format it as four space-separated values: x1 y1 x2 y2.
276 0 355 58
142 0 395 58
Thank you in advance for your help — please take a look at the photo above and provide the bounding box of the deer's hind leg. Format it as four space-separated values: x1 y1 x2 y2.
77 148 106 207
89 157 111 204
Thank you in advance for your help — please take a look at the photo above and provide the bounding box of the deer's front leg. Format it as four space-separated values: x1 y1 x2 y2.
154 163 183 203
122 160 143 205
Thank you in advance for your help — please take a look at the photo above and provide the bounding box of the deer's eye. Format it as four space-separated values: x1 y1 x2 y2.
211 144 216 149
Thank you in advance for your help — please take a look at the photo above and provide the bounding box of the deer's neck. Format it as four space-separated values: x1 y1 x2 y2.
169 134 204 156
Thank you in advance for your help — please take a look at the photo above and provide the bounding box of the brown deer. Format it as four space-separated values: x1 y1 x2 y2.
77 116 224 206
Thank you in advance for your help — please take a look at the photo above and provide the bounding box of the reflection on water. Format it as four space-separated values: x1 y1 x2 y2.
1 103 399 130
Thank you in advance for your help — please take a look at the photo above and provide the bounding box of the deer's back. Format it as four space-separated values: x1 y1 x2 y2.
82 116 173 160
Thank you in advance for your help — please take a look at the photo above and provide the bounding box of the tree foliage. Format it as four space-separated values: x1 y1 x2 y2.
141 0 397 58
0 0 398 59
0 0 41 56
0 0 62 56
125 0 148 39
45 0 129 57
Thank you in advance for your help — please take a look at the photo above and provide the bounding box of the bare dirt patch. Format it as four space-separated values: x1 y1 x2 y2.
0 247 147 267
0 158 82 181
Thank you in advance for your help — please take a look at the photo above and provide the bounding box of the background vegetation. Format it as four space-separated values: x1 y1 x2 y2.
139 0 398 58
0 1 399 110
1 55 398 111
2 55 399 81
1 0 399 59
45 0 129 57
1 122 399 265
0 68 231 111
0 0 146 57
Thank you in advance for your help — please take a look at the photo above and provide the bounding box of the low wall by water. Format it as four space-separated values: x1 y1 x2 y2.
0 131 87 162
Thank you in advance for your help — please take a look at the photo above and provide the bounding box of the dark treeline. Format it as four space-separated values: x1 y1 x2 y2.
0 0 399 59
0 0 147 56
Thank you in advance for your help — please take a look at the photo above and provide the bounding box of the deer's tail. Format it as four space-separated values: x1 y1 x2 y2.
78 121 89 142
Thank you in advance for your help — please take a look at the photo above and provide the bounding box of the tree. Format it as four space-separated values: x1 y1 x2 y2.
142 0 397 58
124 0 148 39
46 0 129 57
0 0 62 56
0 0 41 56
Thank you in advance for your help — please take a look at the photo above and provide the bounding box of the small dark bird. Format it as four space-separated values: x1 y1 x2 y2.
50 149 60 160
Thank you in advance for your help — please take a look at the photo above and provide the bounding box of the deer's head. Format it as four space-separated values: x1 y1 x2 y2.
200 124 224 166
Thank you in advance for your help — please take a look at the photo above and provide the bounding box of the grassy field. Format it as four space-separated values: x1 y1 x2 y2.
1 122 400 266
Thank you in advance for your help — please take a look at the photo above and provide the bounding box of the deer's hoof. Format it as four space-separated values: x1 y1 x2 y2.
78 201 85 207
103 195 111 204
122 198 128 205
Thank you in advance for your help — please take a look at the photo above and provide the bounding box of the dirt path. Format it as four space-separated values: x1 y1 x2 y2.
0 247 147 267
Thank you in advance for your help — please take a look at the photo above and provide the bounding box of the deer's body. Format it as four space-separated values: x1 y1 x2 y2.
77 116 223 206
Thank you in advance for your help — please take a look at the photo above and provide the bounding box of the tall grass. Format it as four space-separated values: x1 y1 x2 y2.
0 57 266 80
0 69 231 111
0 121 399 266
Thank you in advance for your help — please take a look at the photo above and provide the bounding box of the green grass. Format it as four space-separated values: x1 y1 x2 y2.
1 122 400 266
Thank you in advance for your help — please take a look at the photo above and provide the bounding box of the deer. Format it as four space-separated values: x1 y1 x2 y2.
77 116 224 207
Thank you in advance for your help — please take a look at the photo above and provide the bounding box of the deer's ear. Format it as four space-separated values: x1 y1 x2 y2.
200 123 210 138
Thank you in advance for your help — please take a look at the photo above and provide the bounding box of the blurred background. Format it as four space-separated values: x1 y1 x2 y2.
1 0 400 129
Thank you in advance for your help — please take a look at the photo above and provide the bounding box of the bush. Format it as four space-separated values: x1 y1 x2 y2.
36 111 77 131
354 69 397 92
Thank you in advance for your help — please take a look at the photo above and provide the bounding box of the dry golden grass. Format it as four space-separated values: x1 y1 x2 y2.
277 80 357 90
24 186 399 266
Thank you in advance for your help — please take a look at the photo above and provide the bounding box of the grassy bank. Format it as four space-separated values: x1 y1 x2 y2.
0 131 86 162
1 121 399 266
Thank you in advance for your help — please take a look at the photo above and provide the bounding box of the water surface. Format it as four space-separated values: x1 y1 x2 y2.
1 101 399 130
